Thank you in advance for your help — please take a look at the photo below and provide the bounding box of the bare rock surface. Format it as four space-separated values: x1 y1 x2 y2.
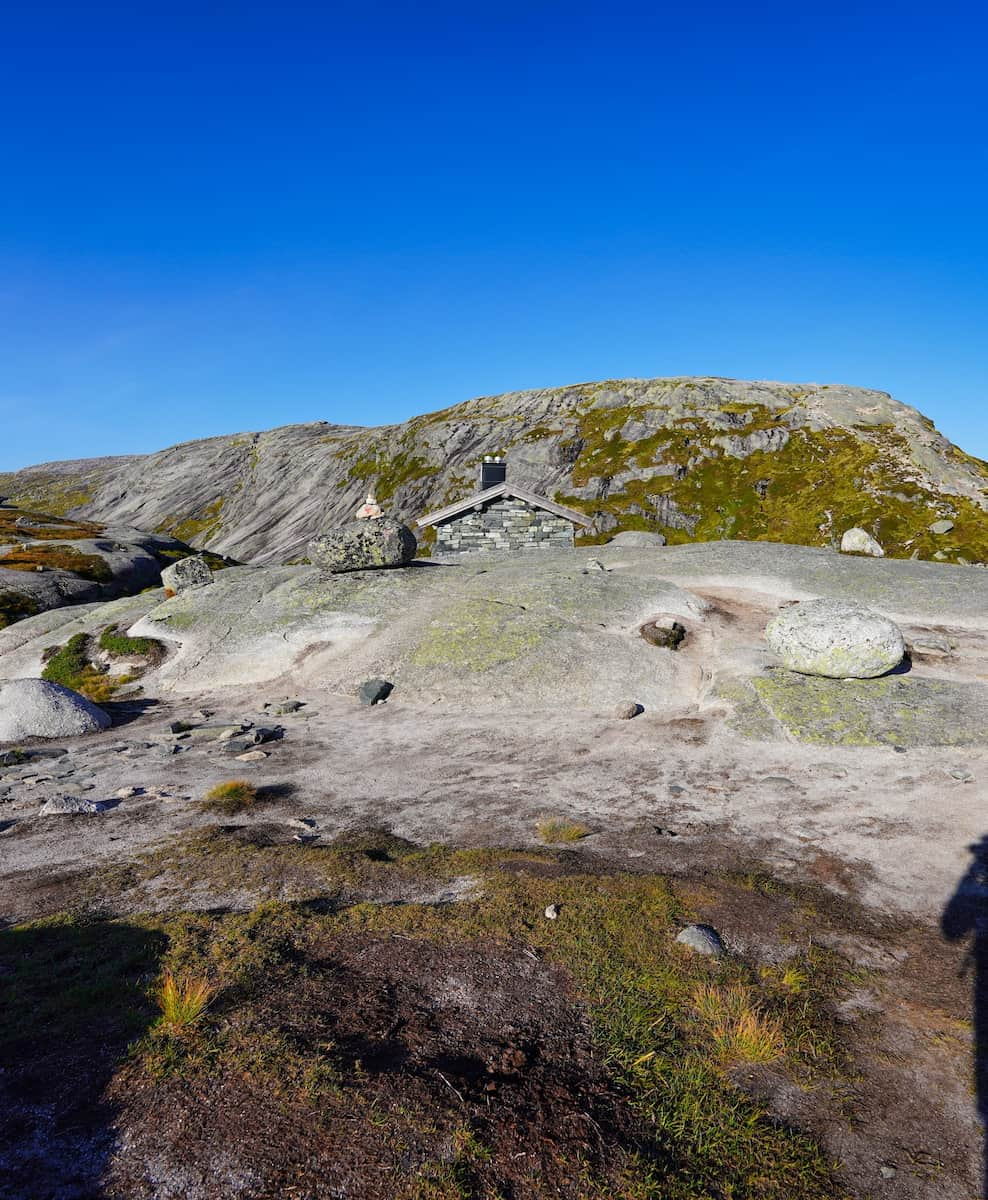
764 598 906 678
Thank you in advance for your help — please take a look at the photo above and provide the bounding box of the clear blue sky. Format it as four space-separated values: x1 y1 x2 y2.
2 0 987 470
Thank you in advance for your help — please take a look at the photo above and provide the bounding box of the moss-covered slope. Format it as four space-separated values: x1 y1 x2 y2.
1 377 986 565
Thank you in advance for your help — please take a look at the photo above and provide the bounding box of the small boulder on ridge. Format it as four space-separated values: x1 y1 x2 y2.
309 517 417 574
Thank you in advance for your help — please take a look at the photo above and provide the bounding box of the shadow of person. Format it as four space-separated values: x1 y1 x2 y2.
942 834 988 1198
0 917 166 1199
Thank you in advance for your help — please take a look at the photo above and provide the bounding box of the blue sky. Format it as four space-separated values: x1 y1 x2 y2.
2 1 987 470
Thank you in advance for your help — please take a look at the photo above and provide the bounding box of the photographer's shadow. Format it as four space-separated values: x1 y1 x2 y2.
942 834 988 1198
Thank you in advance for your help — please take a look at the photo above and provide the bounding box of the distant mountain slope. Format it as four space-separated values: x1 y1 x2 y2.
2 377 987 564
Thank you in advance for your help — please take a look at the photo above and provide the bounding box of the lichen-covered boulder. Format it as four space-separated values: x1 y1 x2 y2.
161 554 213 594
0 678 111 742
765 599 905 678
606 531 667 547
308 517 417 574
840 527 885 557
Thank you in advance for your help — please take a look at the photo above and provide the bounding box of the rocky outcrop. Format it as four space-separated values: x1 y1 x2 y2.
1 377 986 566
0 506 205 630
840 527 885 557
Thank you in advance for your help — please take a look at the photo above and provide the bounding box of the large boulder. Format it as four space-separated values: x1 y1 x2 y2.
840 527 885 557
606 530 667 547
161 554 213 594
308 517 417 574
0 678 111 742
765 599 905 679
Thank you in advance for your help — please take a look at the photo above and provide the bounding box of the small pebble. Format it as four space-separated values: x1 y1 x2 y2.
236 750 269 762
544 904 560 920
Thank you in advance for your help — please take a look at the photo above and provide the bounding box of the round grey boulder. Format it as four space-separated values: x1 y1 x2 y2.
929 519 955 535
840 527 884 557
765 599 905 679
675 924 725 957
309 517 417 574
606 530 667 547
0 678 112 743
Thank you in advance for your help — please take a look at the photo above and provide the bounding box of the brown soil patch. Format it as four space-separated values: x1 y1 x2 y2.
106 937 645 1199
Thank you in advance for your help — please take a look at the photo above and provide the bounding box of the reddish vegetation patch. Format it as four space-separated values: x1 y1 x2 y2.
0 542 112 582
107 937 644 1199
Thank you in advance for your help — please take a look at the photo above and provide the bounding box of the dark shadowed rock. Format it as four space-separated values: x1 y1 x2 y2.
358 678 393 705
309 517 417 574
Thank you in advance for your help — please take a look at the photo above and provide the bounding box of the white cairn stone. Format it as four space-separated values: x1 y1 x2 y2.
0 678 111 742
765 599 905 679
840 527 885 557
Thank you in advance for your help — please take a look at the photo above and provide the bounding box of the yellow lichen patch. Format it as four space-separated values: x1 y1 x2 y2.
155 496 226 546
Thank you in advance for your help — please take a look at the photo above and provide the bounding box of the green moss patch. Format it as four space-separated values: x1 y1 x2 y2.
42 625 164 702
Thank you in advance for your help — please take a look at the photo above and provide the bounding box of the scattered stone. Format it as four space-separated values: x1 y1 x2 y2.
614 701 643 720
358 679 393 706
840 527 885 557
39 794 106 816
765 599 905 678
640 620 687 650
160 554 213 594
675 924 725 957
606 530 667 547
308 516 417 573
169 720 194 734
584 559 607 572
236 750 269 762
929 519 955 535
288 817 318 830
879 1165 898 1181
216 725 244 740
193 708 214 719
0 679 111 742
544 904 560 920
221 738 255 754
116 786 142 798
253 726 282 744
271 700 304 714
947 767 974 782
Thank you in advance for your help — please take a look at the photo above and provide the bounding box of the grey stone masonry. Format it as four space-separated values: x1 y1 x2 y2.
435 497 576 558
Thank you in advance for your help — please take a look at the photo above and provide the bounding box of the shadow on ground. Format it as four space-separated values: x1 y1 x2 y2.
942 834 988 1199
0 918 165 1199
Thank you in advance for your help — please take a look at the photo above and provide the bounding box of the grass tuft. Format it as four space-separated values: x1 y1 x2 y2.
693 983 786 1065
155 969 219 1034
201 779 257 815
536 817 592 843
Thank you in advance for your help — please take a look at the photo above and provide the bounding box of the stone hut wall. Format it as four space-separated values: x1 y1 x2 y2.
434 497 575 558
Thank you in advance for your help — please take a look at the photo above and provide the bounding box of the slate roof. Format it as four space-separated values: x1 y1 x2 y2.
416 483 593 529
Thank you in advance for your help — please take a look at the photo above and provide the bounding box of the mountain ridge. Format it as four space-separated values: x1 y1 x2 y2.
3 376 987 564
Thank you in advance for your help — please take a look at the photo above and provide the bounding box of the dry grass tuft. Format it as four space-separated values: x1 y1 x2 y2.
536 817 591 844
155 970 218 1034
201 779 257 815
693 983 785 1065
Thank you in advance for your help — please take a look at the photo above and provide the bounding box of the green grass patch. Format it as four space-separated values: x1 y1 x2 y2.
98 624 162 658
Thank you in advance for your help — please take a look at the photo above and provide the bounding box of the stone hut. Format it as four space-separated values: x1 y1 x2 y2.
417 460 591 559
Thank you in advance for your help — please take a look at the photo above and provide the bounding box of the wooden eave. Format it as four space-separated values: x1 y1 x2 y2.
416 483 592 529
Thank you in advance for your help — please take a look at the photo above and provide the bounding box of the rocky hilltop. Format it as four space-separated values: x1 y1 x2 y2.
2 377 987 564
